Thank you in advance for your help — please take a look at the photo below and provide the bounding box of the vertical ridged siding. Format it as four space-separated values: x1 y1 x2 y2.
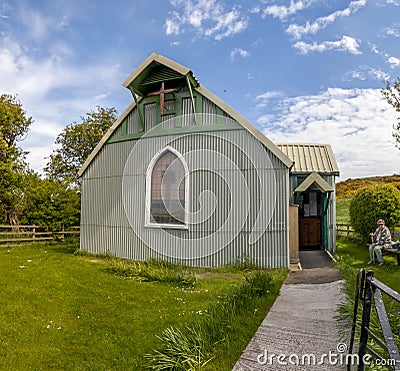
108 94 239 143
181 97 195 127
126 109 140 134
111 124 124 137
162 100 176 129
202 98 218 125
81 129 290 268
144 102 156 131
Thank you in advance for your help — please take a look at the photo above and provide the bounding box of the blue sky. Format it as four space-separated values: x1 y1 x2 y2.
0 0 399 180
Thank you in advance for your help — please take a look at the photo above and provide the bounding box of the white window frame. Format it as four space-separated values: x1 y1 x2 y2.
145 146 189 229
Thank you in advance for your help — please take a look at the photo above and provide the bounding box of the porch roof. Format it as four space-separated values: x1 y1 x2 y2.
294 172 334 193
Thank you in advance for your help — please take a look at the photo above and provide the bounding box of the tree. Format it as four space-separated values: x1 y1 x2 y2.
45 106 117 186
0 94 33 224
381 78 400 149
0 94 33 157
21 175 80 230
349 184 400 239
0 157 32 225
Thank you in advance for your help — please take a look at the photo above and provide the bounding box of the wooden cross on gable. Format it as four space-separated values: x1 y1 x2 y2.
148 82 178 115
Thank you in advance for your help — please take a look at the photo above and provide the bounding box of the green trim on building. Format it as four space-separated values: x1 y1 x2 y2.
322 193 330 250
106 124 244 144
106 88 241 144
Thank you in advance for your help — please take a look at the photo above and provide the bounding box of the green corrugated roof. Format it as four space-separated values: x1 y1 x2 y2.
276 143 339 176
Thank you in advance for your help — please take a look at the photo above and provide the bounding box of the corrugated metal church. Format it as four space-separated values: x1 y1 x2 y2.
78 53 340 268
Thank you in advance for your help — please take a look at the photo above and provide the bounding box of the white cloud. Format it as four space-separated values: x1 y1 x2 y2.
256 91 284 108
25 145 56 174
0 2 12 19
260 88 400 180
165 15 181 35
250 38 263 48
21 10 50 42
205 9 248 40
257 114 276 125
387 55 400 68
229 47 250 61
294 35 362 55
57 15 69 29
370 43 379 54
165 0 248 40
15 6 69 44
347 66 390 82
380 22 400 38
379 0 400 5
249 6 260 14
286 0 366 39
0 37 129 173
263 0 314 21
367 68 390 81
349 70 366 81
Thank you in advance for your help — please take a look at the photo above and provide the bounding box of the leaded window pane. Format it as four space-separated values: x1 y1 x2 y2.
150 150 185 224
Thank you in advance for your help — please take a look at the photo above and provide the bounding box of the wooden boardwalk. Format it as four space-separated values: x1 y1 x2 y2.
233 269 345 370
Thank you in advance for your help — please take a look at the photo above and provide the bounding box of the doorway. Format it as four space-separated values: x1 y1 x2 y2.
298 191 322 250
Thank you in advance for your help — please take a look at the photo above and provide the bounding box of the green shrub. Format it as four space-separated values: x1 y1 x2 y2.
349 184 400 239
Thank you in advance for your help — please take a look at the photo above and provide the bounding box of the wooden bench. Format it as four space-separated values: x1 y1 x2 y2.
383 248 400 265
383 240 400 265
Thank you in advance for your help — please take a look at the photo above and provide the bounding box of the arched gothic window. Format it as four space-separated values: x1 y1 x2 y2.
146 147 188 228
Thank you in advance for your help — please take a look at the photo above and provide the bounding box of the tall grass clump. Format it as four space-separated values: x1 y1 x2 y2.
227 255 258 271
146 326 213 371
145 270 277 370
105 258 196 286
334 254 361 339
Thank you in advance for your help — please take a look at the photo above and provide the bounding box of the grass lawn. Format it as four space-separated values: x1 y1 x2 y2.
335 237 400 292
0 240 287 370
336 197 351 225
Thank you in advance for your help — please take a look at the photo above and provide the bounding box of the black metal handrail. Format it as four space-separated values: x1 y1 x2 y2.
348 268 400 370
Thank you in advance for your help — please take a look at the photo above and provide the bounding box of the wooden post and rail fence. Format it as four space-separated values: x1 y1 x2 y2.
0 225 80 245
336 223 400 241
0 223 397 246
336 223 359 241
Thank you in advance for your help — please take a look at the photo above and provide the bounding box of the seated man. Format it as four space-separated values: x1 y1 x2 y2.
368 219 392 266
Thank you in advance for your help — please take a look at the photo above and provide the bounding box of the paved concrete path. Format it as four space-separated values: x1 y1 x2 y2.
233 268 346 370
